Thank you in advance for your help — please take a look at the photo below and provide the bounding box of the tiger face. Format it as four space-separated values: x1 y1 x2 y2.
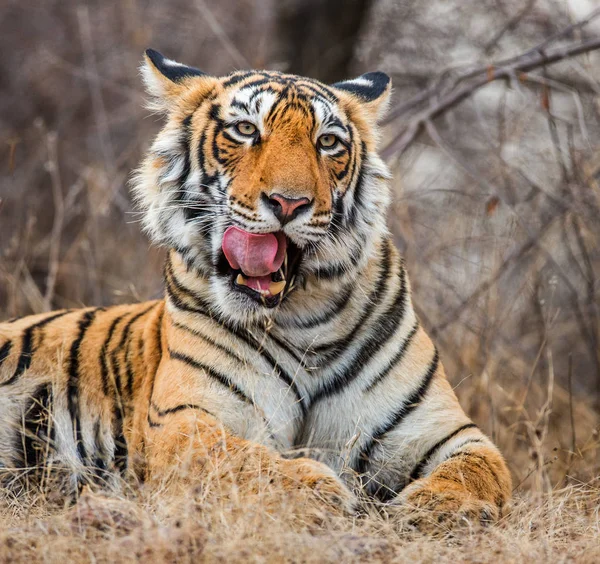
133 50 392 323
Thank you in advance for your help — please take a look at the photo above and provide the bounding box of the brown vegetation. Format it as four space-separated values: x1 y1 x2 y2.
1 0 599 561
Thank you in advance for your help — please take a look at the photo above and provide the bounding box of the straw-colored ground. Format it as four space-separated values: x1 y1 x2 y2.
0 471 598 563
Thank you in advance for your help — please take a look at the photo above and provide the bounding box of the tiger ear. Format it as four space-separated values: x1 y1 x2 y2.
332 72 391 120
141 49 212 107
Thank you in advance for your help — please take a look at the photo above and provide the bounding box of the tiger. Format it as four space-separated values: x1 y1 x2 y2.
0 49 511 525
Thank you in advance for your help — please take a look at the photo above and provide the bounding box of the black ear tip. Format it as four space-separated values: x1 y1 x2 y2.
143 50 207 82
145 49 164 64
363 71 391 90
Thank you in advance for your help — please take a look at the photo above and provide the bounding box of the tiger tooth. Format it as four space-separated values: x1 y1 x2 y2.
236 273 247 286
269 280 286 295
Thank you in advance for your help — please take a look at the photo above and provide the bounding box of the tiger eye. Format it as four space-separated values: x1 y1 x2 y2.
236 122 257 136
319 134 337 148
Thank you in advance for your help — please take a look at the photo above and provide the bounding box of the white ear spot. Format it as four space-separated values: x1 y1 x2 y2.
161 57 186 68
344 77 374 88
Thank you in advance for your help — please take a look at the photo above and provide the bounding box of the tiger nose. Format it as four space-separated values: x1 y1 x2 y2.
262 192 313 225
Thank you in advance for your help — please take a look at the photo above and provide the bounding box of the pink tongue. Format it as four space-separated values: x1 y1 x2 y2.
222 226 287 277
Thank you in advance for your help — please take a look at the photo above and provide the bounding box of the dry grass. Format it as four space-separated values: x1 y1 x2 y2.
0 471 598 563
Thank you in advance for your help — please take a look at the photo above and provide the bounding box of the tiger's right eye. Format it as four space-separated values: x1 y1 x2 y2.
318 134 338 149
236 122 257 136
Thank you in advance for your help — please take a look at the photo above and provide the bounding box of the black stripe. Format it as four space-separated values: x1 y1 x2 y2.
105 306 156 475
264 331 305 367
146 412 163 429
178 116 197 222
265 84 292 125
1 310 72 387
310 241 364 280
165 256 207 311
329 193 345 237
339 124 358 194
222 130 243 145
230 99 250 112
165 274 204 316
172 321 245 365
324 115 344 130
0 340 12 367
111 305 156 399
151 400 214 418
310 264 408 403
354 350 440 476
296 80 339 103
409 423 479 482
98 313 128 474
348 143 368 226
67 309 99 464
336 126 355 183
222 71 258 88
17 382 54 470
183 197 213 225
238 328 307 413
241 328 307 413
92 419 110 482
312 240 392 361
169 349 254 407
122 305 157 397
113 409 128 474
147 413 162 428
147 401 215 429
364 322 419 393
155 307 164 361
99 314 127 396
277 282 354 330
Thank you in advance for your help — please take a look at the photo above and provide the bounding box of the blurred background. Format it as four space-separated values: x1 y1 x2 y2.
1 0 599 490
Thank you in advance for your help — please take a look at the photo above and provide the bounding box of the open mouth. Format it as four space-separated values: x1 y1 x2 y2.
220 226 302 308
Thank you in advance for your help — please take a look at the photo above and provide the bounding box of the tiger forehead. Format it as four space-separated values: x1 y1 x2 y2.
220 70 339 102
219 73 347 134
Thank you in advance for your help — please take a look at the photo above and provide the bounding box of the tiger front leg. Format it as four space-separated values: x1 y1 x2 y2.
392 443 511 532
143 408 356 514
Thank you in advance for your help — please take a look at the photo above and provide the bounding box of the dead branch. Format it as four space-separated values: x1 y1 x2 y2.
383 25 600 158
384 7 600 126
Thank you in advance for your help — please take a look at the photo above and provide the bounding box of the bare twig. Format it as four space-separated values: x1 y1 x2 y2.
42 132 64 312
384 7 600 126
567 354 576 463
383 36 600 158
195 0 251 68
484 0 537 54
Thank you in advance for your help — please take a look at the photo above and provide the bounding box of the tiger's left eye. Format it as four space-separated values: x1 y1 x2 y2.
319 134 338 148
236 122 257 136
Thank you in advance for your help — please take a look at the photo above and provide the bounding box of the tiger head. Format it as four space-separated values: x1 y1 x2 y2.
133 50 392 324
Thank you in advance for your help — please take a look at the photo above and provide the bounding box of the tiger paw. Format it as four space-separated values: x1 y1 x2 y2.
392 485 500 533
278 457 356 514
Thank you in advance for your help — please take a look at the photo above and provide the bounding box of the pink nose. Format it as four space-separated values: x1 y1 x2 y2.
264 193 313 225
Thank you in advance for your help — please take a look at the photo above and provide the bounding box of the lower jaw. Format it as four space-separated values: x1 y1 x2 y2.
230 280 286 308
228 269 288 307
